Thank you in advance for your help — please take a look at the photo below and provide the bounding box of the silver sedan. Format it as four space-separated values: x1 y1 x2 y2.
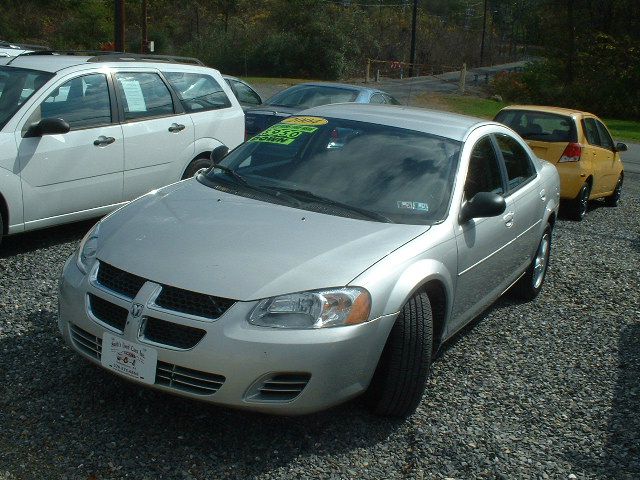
58 104 560 417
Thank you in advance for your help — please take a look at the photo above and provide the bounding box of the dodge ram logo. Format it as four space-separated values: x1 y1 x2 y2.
130 303 144 318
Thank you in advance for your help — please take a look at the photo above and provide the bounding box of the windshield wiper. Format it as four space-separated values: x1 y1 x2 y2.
267 187 394 223
206 166 300 207
210 164 249 185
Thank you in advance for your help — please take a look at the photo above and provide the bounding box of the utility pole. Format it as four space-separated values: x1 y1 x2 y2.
115 0 126 52
141 0 148 53
409 0 418 76
479 0 488 65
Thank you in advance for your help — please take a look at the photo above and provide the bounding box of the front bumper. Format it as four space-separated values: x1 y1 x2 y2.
58 255 396 415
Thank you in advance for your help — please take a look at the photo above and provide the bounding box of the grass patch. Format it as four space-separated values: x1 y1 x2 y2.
415 93 639 143
602 119 640 143
413 92 507 119
238 76 314 86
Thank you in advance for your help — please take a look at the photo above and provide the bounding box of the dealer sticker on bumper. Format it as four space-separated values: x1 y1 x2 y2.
101 333 157 385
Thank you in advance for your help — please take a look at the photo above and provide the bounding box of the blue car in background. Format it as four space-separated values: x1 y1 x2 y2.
245 82 399 138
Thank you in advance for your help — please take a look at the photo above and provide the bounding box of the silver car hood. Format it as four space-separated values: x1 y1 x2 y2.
98 180 428 301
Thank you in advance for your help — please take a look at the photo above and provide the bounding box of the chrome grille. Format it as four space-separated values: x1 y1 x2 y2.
155 361 225 395
96 262 146 299
70 324 102 360
142 317 206 349
155 285 234 319
89 294 128 332
255 373 311 402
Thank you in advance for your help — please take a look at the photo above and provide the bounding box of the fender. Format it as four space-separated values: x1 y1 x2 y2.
0 168 24 234
349 224 457 321
175 137 228 179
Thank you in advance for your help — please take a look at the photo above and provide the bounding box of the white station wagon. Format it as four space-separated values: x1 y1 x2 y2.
0 52 244 244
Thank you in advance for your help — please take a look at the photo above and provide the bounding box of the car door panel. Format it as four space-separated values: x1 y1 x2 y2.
451 135 520 333
114 71 195 200
16 72 124 223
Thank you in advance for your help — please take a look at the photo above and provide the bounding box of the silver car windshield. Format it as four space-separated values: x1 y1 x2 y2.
266 86 359 109
202 116 461 225
0 66 53 128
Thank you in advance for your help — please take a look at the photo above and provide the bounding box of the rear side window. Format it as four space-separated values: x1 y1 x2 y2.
33 73 111 130
370 93 385 104
465 136 504 200
495 133 535 191
115 72 174 121
230 79 261 106
495 110 577 143
164 72 231 112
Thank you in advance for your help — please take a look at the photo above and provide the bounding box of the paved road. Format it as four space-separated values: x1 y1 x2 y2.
622 141 640 174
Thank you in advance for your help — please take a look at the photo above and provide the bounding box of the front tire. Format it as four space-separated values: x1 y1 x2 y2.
182 155 213 179
513 224 552 301
605 175 623 207
366 292 433 417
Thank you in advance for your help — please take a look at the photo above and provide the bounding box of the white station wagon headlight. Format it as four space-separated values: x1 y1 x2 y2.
249 287 371 329
76 222 101 274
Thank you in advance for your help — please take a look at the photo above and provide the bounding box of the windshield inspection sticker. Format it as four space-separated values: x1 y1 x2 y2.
249 124 318 145
397 201 429 212
282 116 328 126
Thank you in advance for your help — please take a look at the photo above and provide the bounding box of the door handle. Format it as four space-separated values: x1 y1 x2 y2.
93 136 115 147
168 123 185 133
503 211 514 228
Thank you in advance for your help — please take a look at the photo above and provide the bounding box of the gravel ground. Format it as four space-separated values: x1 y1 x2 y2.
1 173 638 480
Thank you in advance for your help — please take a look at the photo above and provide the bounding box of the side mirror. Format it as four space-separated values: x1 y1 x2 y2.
210 145 229 164
615 142 628 152
459 192 506 223
25 117 70 138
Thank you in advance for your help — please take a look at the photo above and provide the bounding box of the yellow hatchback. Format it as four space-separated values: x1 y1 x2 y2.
495 105 626 220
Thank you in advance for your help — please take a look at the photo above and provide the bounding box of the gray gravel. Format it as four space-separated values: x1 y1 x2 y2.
1 174 639 480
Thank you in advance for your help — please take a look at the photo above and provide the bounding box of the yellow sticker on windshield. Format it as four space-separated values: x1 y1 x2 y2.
281 116 328 126
249 124 318 145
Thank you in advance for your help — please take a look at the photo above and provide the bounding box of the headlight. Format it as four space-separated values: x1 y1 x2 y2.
76 222 101 274
249 288 371 329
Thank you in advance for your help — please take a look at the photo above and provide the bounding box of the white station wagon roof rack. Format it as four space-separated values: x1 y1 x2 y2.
9 50 204 66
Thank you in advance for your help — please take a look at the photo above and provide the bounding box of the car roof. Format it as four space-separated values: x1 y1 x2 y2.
500 104 595 118
300 103 492 141
0 53 208 73
289 82 379 93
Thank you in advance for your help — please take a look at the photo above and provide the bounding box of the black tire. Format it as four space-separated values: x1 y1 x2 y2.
0 211 3 248
513 224 552 301
182 155 213 179
569 182 591 221
366 291 433 417
604 175 623 207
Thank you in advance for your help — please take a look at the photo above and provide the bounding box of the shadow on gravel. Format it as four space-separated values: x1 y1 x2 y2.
0 309 402 479
563 324 640 478
0 219 95 258
600 324 640 477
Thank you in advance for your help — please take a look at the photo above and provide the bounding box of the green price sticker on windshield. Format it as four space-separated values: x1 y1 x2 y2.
250 124 318 145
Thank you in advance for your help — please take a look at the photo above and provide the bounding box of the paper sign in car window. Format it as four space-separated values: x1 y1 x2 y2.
120 79 147 112
282 116 328 126
249 124 318 145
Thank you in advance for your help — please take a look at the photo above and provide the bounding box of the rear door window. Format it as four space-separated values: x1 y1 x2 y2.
164 72 232 112
595 119 614 150
495 110 577 142
115 72 174 121
582 118 601 146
